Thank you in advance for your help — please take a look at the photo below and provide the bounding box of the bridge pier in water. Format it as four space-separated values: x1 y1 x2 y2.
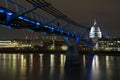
65 37 80 64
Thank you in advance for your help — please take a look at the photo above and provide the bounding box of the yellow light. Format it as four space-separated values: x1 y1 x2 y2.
61 45 68 50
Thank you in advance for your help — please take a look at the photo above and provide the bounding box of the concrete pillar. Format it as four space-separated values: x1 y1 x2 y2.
65 37 80 62
66 43 79 56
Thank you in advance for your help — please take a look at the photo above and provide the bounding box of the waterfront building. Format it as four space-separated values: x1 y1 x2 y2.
98 38 120 51
89 20 102 49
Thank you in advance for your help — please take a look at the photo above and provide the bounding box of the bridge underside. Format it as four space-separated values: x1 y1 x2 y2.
0 7 75 37
0 0 94 48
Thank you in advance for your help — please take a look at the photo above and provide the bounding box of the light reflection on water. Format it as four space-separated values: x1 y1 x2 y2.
91 55 100 80
0 53 120 80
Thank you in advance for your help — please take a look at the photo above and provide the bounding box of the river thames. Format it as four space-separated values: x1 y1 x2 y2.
0 53 120 80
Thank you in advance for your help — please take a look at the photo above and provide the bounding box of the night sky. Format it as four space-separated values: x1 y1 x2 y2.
0 0 120 39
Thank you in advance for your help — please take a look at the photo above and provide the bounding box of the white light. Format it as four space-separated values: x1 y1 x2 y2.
50 55 54 67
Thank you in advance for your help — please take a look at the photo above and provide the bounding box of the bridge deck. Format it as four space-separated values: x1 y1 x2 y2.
0 7 75 37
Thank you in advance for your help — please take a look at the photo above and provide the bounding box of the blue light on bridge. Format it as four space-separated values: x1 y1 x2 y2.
36 22 40 25
51 27 54 30
56 29 63 34
60 30 64 34
44 25 57 32
65 37 69 43
31 21 36 24
18 16 41 26
50 27 55 32
44 25 53 29
0 8 78 38
7 12 13 16
6 14 12 21
48 26 52 29
36 22 41 28
44 25 49 28
0 9 4 13
0 9 38 26
35 22 40 28
24 18 30 22
18 16 24 20
76 36 80 43
65 32 70 35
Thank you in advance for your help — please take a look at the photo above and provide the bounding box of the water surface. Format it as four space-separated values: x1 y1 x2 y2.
0 53 120 80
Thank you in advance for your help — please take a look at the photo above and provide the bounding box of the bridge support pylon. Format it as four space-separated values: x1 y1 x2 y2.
65 37 80 63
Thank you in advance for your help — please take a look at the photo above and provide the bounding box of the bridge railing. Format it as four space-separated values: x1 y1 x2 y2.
0 0 50 24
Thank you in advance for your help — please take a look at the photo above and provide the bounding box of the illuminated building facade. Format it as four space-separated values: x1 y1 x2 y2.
89 20 102 49
98 38 120 51
89 20 102 39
